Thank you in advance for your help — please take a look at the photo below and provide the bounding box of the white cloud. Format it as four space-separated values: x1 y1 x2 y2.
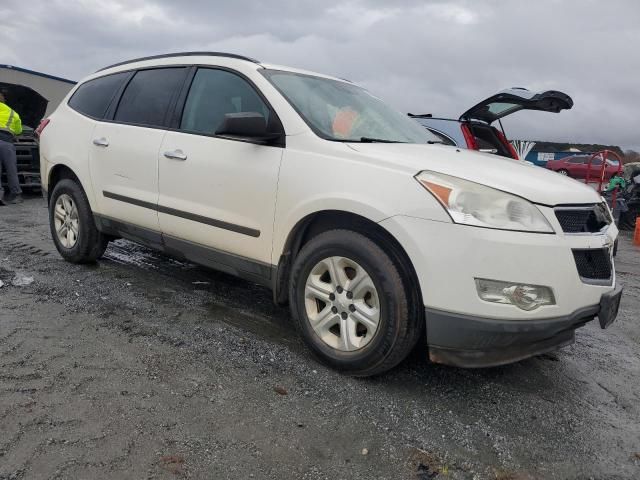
2 0 639 149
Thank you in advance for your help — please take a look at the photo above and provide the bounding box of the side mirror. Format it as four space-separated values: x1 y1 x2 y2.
215 112 282 145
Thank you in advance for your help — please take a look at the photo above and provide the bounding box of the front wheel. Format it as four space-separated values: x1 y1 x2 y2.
49 179 109 263
558 169 569 176
289 229 422 376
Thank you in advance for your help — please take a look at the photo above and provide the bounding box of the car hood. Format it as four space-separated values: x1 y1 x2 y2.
0 82 48 128
346 143 601 206
459 88 573 124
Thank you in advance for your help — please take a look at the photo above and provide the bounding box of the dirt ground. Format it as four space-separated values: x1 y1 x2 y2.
1 196 639 479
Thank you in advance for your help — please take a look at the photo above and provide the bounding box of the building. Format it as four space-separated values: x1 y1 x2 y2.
0 64 76 122
525 150 585 166
0 65 76 190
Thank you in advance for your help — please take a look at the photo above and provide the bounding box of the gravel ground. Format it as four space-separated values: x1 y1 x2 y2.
0 196 639 480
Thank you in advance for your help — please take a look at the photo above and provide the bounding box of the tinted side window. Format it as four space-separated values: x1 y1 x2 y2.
68 72 129 119
180 68 270 135
568 157 585 164
114 68 187 128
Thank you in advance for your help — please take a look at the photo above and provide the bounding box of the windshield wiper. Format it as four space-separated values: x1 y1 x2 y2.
358 137 407 143
427 140 444 144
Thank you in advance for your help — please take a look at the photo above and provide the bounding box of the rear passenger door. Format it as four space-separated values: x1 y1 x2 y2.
157 67 284 274
89 67 188 241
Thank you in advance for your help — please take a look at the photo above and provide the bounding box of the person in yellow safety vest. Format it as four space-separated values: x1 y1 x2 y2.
0 91 23 205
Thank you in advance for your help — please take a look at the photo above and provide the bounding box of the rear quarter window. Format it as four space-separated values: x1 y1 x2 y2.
67 72 130 119
114 68 187 128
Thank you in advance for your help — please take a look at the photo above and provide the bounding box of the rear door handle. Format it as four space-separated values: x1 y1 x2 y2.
164 149 187 161
92 137 109 147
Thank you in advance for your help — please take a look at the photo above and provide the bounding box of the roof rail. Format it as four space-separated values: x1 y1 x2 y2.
96 52 261 72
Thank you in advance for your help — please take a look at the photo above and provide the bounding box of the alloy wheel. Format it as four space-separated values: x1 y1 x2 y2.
304 256 380 351
54 194 79 249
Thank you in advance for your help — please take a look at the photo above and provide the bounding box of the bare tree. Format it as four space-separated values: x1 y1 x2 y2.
511 140 536 161
624 150 640 164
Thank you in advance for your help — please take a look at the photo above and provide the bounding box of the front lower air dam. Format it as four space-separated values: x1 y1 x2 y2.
475 278 555 311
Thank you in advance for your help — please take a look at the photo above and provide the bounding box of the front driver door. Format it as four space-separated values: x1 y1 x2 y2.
157 67 284 280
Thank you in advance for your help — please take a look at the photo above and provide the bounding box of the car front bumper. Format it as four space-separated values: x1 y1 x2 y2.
378 213 620 367
425 284 622 367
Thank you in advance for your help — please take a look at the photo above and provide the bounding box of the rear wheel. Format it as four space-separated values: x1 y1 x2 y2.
49 179 109 263
289 229 422 376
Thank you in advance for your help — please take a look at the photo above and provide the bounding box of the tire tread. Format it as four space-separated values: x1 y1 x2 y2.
289 229 422 377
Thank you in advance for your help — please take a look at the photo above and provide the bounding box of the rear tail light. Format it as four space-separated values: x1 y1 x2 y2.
460 124 478 150
35 118 50 139
495 128 519 159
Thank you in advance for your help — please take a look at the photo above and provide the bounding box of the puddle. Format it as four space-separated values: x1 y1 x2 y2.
208 301 298 347
104 239 194 272
103 239 297 347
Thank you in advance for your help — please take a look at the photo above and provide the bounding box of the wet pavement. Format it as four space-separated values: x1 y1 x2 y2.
0 196 639 479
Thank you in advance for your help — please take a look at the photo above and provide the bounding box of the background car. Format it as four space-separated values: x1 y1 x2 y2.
545 154 620 180
409 88 573 160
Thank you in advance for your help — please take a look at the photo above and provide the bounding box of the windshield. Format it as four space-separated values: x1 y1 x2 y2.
262 70 441 144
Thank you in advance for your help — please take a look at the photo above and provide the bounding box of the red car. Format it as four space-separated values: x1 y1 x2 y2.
546 155 620 180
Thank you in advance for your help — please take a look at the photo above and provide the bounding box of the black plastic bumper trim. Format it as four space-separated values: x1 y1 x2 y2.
425 304 602 367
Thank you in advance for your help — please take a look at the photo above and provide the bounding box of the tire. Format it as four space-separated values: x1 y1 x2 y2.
49 179 109 263
558 169 569 176
289 229 422 376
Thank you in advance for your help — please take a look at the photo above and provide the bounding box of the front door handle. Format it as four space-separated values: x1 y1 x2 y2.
92 137 109 147
164 149 187 161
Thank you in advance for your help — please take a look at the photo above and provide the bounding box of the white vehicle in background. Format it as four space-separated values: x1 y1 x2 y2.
38 52 622 376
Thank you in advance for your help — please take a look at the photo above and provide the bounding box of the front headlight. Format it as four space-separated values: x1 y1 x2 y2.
415 171 554 233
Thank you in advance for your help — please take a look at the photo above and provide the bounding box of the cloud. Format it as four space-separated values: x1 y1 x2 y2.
2 0 639 149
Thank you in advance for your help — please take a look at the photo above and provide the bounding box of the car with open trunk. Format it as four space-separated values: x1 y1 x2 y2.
410 88 573 160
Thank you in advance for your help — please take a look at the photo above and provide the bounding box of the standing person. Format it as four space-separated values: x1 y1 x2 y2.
0 91 23 206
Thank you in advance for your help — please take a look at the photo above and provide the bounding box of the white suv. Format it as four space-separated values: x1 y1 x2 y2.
38 52 622 376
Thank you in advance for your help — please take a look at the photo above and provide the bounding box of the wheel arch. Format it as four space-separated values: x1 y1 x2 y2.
47 164 81 203
273 210 424 324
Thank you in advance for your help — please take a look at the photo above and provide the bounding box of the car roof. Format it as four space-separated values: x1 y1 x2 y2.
93 51 350 84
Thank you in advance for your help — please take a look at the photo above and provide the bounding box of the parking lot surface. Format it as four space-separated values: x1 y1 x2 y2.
1 197 639 479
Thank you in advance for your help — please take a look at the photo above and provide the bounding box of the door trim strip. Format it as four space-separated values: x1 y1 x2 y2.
102 190 261 238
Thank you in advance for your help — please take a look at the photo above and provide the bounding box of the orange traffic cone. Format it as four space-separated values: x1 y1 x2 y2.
634 217 640 246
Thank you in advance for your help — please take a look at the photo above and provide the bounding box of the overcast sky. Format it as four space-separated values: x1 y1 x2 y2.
2 0 639 150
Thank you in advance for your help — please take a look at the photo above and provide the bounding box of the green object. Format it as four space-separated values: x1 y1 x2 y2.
0 102 23 137
607 176 626 191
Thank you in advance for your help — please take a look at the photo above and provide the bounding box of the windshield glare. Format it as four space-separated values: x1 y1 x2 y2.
263 70 441 144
